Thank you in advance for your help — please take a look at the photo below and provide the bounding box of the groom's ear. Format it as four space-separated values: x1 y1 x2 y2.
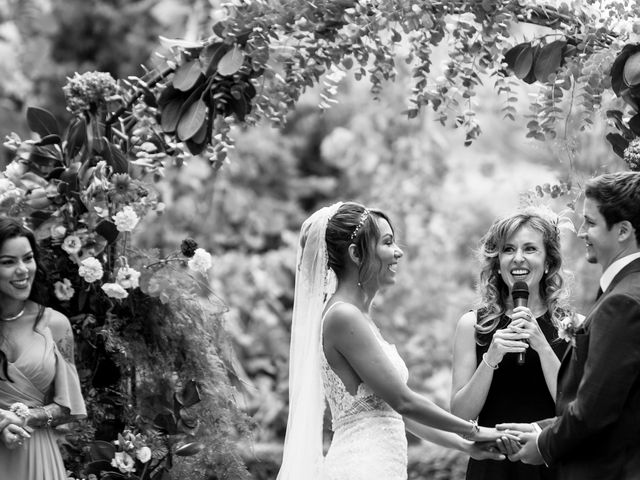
617 221 635 242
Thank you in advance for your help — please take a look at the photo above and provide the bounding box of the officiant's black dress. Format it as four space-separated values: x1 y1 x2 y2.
466 310 567 480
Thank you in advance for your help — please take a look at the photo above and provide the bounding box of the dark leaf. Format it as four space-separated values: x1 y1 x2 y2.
231 96 248 122
102 473 133 480
177 99 208 141
200 42 229 76
522 46 541 84
85 459 116 475
158 84 182 108
161 99 184 133
629 114 640 136
29 211 52 229
503 43 529 71
534 40 566 83
175 442 205 457
35 134 61 146
26 107 60 137
514 45 534 80
154 411 178 434
30 145 62 165
190 116 208 145
46 167 66 181
624 51 640 87
180 380 201 408
95 220 119 244
173 59 204 91
185 138 208 155
611 43 640 96
66 117 87 159
606 109 634 138
90 440 117 461
606 132 629 158
102 141 129 174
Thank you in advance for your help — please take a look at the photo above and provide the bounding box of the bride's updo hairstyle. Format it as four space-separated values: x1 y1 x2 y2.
325 202 392 288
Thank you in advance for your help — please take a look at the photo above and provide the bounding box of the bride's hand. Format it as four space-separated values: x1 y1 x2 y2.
467 440 506 461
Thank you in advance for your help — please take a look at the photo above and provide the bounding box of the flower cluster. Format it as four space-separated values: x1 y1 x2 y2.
624 137 640 171
111 430 152 474
558 314 581 348
63 71 118 115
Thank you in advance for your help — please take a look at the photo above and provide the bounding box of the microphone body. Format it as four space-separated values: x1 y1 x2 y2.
511 281 530 366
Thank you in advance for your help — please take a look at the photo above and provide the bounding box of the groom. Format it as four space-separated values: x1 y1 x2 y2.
503 172 640 479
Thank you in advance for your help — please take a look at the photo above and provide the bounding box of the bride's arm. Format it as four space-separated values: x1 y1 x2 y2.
325 305 504 442
403 417 505 461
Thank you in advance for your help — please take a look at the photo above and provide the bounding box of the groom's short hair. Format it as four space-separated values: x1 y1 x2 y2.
585 171 640 244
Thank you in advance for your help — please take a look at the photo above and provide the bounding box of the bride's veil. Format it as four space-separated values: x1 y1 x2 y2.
277 202 342 480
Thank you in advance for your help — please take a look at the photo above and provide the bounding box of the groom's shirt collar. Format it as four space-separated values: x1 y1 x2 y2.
600 252 640 292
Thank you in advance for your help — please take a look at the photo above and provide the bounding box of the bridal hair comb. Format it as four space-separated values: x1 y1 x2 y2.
349 209 370 241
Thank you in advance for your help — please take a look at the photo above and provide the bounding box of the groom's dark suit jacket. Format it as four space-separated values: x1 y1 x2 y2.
537 258 640 479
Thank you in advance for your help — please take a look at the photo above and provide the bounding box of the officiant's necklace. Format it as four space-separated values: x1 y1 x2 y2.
0 305 26 322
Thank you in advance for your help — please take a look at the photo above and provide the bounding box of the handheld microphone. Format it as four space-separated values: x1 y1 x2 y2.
511 281 529 366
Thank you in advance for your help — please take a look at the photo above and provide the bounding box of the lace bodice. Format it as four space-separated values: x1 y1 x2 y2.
320 304 409 431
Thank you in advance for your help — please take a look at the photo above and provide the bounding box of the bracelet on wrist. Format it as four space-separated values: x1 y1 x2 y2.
42 406 53 428
482 353 499 370
461 419 480 440
9 402 30 422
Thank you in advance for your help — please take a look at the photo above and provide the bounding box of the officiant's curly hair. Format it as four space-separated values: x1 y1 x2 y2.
474 208 574 341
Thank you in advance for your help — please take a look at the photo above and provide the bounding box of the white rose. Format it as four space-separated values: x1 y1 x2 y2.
51 225 67 240
112 206 139 232
187 248 212 274
78 257 104 283
62 235 82 255
111 451 136 473
101 283 129 299
136 446 152 463
54 278 75 301
116 266 141 290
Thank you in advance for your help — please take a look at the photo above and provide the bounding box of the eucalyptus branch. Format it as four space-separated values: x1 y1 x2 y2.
106 65 177 126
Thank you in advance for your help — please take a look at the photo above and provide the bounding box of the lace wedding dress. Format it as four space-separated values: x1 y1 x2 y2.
319 304 409 480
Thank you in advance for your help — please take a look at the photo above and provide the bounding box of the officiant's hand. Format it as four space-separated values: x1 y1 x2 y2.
484 323 529 368
510 307 548 353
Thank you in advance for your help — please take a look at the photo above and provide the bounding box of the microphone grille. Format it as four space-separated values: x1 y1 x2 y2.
511 281 529 300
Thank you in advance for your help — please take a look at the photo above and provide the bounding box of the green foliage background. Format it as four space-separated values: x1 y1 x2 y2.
0 0 634 478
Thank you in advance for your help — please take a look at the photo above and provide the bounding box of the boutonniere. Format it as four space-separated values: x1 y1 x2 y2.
558 314 581 348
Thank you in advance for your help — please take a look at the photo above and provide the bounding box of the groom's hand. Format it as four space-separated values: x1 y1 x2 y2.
468 441 506 461
509 432 544 465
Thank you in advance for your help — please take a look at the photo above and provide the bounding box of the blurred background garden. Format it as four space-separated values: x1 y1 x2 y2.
0 0 637 478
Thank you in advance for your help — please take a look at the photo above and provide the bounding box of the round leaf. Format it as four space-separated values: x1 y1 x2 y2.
177 99 207 141
173 60 203 92
514 46 534 80
624 52 640 87
503 43 529 71
90 440 117 461
218 45 245 76
200 42 228 76
161 99 183 133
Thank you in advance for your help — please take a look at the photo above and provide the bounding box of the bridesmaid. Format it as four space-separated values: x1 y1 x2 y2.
451 208 581 480
0 216 86 479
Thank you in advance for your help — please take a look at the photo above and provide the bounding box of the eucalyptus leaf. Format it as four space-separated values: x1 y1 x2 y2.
175 442 205 457
177 99 208 141
218 45 245 76
173 60 204 91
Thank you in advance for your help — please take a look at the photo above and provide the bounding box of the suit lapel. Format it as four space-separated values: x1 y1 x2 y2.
557 258 640 377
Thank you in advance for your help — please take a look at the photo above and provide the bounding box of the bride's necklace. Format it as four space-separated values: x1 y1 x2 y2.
0 305 26 322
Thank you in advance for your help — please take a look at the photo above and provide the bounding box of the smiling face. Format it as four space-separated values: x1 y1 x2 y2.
0 236 36 309
498 225 547 293
578 197 621 270
371 217 403 288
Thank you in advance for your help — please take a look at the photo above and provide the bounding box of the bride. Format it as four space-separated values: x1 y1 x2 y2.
277 202 509 480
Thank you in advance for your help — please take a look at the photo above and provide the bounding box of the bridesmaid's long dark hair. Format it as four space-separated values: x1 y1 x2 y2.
0 216 49 381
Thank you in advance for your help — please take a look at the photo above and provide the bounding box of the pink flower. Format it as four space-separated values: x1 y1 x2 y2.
101 283 129 299
62 235 82 255
54 278 75 301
